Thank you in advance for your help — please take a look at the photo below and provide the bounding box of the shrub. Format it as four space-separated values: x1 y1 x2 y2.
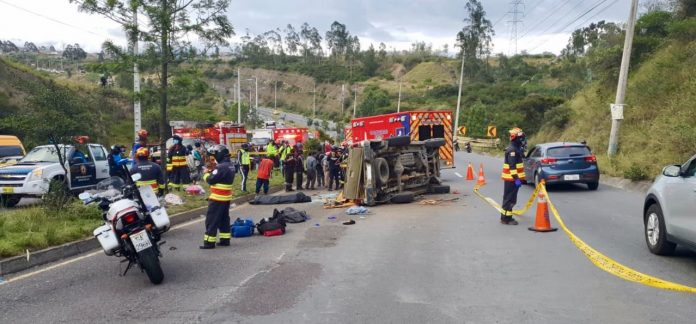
668 18 696 41
624 163 649 181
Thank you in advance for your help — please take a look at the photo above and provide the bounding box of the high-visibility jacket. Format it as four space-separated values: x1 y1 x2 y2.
279 145 289 160
132 160 164 189
501 144 526 182
266 144 277 157
204 159 235 202
238 149 251 166
169 145 188 167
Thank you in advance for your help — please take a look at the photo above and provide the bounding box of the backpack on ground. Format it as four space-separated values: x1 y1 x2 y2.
231 218 255 237
256 213 286 235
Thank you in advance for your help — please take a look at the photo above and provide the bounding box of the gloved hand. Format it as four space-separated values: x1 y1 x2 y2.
514 178 523 187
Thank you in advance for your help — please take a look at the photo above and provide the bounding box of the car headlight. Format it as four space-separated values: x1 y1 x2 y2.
28 169 42 180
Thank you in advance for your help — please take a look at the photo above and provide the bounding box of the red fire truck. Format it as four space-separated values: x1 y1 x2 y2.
347 110 454 167
169 121 247 151
272 127 309 146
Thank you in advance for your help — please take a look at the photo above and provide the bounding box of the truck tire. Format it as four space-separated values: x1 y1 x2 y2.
424 138 446 149
374 158 390 185
138 247 164 285
0 195 21 208
391 191 415 204
387 136 411 147
428 185 450 194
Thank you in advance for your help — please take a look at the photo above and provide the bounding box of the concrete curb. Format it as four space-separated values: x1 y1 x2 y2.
0 186 283 276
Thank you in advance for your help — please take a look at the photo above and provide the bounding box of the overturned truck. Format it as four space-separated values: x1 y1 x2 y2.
343 136 451 206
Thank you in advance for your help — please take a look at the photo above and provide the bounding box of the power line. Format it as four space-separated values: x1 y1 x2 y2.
0 0 108 38
519 0 573 39
528 0 588 39
527 0 611 52
508 0 525 55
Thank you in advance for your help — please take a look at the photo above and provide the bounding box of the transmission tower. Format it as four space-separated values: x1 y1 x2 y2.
508 0 525 55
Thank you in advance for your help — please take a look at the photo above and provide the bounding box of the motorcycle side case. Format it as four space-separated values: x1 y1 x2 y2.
93 224 119 256
138 186 170 231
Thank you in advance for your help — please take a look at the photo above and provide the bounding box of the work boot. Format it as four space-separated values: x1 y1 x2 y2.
500 216 519 225
199 241 215 249
217 239 230 247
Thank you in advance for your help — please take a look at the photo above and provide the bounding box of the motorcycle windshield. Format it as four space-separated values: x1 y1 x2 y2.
95 177 125 192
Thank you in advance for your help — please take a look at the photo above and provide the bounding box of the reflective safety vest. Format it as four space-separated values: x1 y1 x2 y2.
169 145 188 167
501 145 526 182
204 160 235 202
240 149 251 166
279 146 289 160
266 144 277 157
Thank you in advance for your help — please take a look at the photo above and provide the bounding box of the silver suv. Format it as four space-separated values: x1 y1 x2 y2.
643 155 696 255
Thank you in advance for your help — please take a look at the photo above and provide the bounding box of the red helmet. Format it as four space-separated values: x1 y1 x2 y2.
135 147 150 159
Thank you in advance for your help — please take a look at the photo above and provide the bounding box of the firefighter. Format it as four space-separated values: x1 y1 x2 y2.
200 145 234 249
283 147 296 192
238 143 251 192
500 127 527 225
278 141 290 175
130 129 148 168
168 135 190 191
132 148 164 195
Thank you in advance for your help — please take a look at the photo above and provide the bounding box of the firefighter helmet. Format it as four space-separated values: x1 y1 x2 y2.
135 147 150 160
210 145 230 163
137 129 148 139
509 127 525 141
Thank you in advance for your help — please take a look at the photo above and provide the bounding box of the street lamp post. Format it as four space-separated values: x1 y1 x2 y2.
397 79 402 113
353 86 358 118
237 68 241 124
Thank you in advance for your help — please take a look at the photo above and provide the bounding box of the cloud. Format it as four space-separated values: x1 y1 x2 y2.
0 0 633 54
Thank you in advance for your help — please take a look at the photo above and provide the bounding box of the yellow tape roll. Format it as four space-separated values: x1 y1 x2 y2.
473 181 696 293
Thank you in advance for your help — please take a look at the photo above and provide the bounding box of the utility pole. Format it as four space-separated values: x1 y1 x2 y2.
508 0 524 56
340 84 345 116
353 86 358 118
397 79 402 113
274 80 277 110
312 82 316 118
454 51 465 143
249 89 253 122
237 68 241 124
132 7 142 136
255 77 258 111
608 0 639 157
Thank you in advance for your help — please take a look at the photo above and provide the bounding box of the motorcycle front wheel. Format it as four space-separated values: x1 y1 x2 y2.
138 247 164 284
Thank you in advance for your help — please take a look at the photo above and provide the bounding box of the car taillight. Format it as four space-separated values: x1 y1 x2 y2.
123 212 137 224
585 155 597 163
541 158 557 165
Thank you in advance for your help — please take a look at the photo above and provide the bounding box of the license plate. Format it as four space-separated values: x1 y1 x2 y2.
564 174 580 181
130 230 152 252
1 187 13 194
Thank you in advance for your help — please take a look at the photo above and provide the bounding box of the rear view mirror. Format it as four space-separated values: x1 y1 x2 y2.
662 165 681 177
131 173 142 182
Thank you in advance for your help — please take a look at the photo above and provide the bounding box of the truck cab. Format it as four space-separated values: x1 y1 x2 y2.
0 143 110 207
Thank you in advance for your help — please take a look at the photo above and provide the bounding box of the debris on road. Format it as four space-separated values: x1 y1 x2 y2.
346 206 369 215
342 220 356 225
418 197 460 205
164 193 184 205
249 192 312 205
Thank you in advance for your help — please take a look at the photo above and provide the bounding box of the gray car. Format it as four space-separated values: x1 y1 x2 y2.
643 155 696 255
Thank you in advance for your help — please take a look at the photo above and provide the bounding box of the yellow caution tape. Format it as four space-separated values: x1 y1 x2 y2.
473 181 696 293
473 182 541 216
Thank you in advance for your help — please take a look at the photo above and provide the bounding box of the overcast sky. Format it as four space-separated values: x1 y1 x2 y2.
0 0 632 55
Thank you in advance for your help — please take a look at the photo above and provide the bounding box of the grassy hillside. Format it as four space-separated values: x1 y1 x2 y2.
534 41 696 180
0 57 132 148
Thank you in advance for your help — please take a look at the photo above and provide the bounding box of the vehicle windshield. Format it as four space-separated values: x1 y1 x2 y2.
19 146 66 163
547 146 591 158
0 146 23 158
95 176 125 192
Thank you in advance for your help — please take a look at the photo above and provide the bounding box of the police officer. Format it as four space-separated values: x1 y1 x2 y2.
168 135 190 191
500 127 527 225
200 145 235 249
107 145 129 180
132 148 164 195
238 143 251 192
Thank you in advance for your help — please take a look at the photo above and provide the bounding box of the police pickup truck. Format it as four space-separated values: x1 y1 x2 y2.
0 143 110 207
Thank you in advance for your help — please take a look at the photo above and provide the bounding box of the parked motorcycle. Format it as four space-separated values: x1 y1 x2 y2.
79 166 170 285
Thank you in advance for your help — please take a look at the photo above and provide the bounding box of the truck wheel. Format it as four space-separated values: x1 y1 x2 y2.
138 247 164 284
424 138 446 149
428 185 450 194
0 195 21 208
387 136 411 147
391 191 415 204
374 158 390 185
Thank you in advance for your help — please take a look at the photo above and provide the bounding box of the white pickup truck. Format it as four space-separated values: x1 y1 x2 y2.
0 143 111 207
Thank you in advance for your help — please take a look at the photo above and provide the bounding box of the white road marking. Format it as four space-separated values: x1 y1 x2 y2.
1 203 256 286
455 172 463 178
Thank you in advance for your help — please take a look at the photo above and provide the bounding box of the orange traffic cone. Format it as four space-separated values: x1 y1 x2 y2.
466 163 475 181
528 192 558 232
476 163 486 185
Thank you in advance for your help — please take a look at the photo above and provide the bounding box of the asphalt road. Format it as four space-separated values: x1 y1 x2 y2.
256 107 338 139
2 151 696 323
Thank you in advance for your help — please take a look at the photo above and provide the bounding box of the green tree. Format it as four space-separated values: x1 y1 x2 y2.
325 21 351 59
358 85 390 117
456 0 494 77
362 44 379 77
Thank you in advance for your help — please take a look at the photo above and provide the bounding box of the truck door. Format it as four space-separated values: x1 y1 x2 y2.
418 125 431 141
68 147 97 189
89 145 110 180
